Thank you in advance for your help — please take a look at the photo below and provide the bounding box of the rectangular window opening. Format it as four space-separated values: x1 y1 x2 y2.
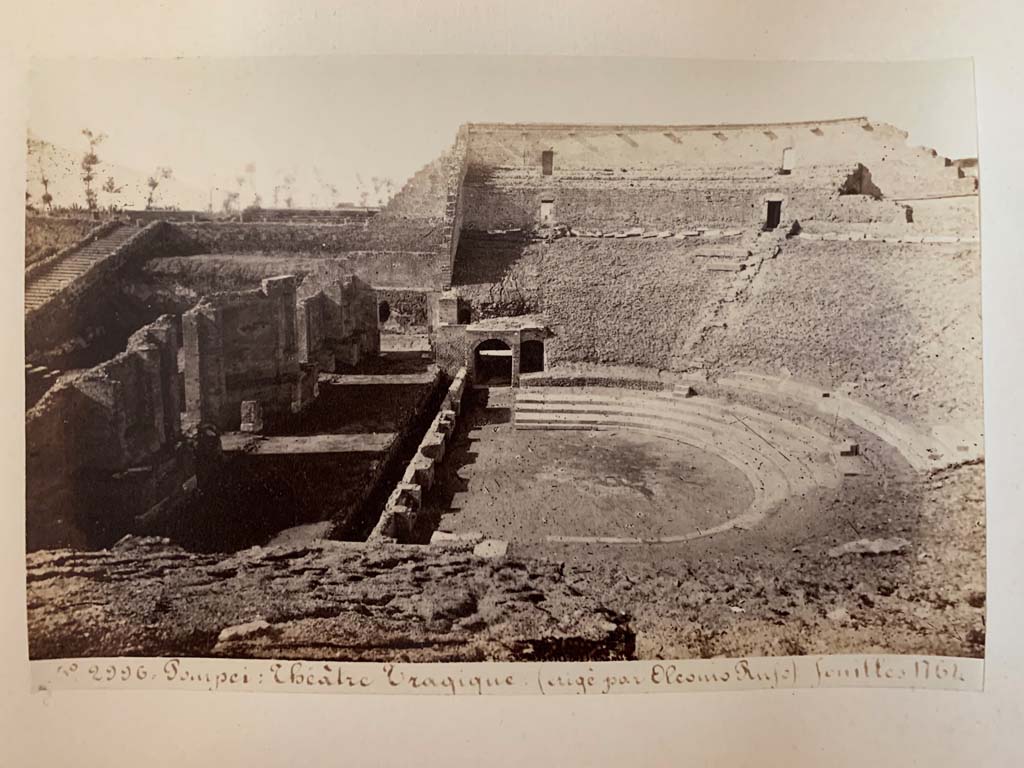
780 147 795 175
541 150 554 176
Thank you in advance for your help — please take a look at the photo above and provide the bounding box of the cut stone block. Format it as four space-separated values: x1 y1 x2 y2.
473 539 509 558
240 400 263 433
838 455 870 476
395 482 422 508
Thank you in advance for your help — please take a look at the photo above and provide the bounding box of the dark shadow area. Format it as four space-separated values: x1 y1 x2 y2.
157 450 380 553
336 350 432 376
283 381 432 435
520 339 545 373
450 232 531 287
839 163 884 199
473 340 513 386
341 373 449 542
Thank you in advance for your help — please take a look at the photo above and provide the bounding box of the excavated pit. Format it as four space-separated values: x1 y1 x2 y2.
150 352 445 553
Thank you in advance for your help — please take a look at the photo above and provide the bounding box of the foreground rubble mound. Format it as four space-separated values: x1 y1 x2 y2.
26 537 632 662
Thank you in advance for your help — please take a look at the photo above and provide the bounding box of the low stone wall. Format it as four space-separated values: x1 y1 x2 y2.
175 220 445 255
26 315 196 550
518 364 673 392
369 368 468 543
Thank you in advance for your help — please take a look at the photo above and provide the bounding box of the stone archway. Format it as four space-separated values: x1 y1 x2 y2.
473 339 513 386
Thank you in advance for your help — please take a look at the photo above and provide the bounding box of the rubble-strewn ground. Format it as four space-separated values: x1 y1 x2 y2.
27 458 984 661
26 538 632 662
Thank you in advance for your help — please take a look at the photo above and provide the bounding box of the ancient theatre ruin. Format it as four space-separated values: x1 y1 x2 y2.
25 117 985 661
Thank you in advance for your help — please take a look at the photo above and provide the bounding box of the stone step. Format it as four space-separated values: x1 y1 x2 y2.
515 390 840 460
513 407 834 473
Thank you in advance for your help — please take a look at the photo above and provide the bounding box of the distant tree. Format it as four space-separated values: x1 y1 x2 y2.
80 129 107 212
371 176 395 207
312 166 339 208
101 176 123 210
243 163 259 208
222 190 240 214
27 137 55 212
273 172 296 208
355 173 369 207
145 166 174 210
40 173 53 212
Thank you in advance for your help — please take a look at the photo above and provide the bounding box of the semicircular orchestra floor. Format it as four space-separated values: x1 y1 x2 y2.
431 416 755 544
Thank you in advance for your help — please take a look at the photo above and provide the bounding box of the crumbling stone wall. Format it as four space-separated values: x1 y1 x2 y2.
26 316 195 550
296 274 380 370
376 288 430 333
183 276 315 430
370 368 467 543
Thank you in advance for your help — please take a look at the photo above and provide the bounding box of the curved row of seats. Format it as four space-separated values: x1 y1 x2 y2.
717 371 983 472
513 386 843 542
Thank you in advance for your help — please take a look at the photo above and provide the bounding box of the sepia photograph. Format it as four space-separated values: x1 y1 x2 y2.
22 55 985 669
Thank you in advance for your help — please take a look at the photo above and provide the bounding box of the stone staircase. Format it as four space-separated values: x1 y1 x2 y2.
24 224 139 314
513 386 843 529
670 228 785 369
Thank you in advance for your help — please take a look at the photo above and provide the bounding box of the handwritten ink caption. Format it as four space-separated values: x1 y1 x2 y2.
42 655 977 695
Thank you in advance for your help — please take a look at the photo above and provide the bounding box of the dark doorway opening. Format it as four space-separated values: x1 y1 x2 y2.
520 339 545 373
765 200 782 230
541 150 554 176
474 339 513 386
378 301 391 324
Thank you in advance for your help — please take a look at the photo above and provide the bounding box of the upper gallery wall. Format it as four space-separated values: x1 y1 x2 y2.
456 118 975 234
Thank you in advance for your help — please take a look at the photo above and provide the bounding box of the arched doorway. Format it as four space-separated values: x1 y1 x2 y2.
474 339 513 386
520 339 545 374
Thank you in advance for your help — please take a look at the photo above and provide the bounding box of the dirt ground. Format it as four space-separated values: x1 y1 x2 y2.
430 407 753 542
423 394 986 659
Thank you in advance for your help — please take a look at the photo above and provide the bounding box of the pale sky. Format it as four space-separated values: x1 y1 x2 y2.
28 56 978 209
